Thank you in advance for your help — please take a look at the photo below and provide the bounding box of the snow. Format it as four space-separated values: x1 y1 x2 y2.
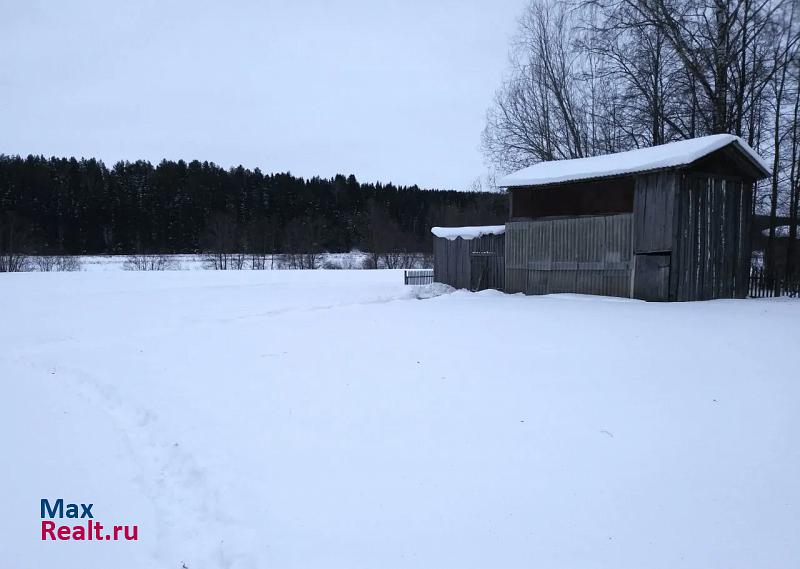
431 225 506 240
78 253 206 271
74 252 383 272
499 134 770 187
1 270 799 569
761 225 799 238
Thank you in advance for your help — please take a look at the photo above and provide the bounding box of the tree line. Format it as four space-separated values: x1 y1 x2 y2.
0 155 507 266
483 0 799 279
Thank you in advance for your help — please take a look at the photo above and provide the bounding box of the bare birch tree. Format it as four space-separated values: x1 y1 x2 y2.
484 0 800 280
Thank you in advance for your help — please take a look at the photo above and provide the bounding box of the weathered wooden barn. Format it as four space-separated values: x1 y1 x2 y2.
432 134 770 301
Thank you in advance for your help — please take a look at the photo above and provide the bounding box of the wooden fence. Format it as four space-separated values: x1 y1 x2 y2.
433 233 505 291
749 268 800 298
404 269 434 285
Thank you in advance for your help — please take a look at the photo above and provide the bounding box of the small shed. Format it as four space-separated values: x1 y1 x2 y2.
434 134 770 301
431 226 505 291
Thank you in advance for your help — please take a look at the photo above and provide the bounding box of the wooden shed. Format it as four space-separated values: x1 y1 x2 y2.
434 134 770 301
501 134 771 300
431 226 505 291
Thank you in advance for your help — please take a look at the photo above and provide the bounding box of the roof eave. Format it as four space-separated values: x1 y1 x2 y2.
730 140 771 179
501 165 679 190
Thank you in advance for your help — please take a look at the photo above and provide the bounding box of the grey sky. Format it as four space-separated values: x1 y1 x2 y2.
2 0 525 190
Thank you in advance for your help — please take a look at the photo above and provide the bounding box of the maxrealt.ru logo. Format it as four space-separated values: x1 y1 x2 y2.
40 499 139 541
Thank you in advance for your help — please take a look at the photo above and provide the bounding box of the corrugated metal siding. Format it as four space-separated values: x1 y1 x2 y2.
505 214 633 298
433 233 505 290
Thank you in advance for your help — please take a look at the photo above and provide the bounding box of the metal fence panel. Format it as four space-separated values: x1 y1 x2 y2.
505 214 633 298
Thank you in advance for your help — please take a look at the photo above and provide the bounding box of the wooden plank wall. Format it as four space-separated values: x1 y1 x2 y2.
634 172 677 253
670 175 752 300
433 233 505 290
631 172 678 301
633 254 671 300
505 214 633 297
470 251 505 291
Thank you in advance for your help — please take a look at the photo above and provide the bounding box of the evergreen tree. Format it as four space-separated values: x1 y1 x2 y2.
0 154 507 255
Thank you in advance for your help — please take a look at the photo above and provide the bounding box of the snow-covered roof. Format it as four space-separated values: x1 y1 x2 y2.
499 134 770 188
431 225 505 240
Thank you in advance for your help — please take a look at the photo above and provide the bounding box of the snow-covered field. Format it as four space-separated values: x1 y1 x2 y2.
72 252 429 272
78 253 209 271
1 270 798 569
76 253 366 271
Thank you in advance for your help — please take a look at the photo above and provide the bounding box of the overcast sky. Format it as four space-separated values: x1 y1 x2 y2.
2 0 525 190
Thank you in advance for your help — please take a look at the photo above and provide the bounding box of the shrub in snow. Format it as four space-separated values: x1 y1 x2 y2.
363 254 379 269
380 251 415 269
32 255 83 272
283 252 320 270
0 253 31 272
250 253 276 270
57 256 82 271
201 252 247 270
123 255 179 271
322 253 369 270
